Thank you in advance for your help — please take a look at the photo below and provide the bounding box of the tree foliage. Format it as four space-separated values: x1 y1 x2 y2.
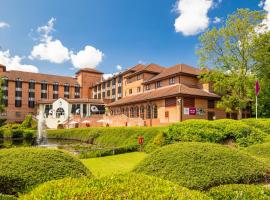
197 9 265 119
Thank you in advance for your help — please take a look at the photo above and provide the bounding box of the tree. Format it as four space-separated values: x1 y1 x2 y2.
197 9 265 119
252 32 270 117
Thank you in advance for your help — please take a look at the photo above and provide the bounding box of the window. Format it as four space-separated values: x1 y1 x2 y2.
98 93 101 99
107 81 111 87
2 77 8 106
41 81 47 99
118 76 122 83
137 74 141 80
83 104 87 116
183 97 195 107
71 104 80 115
15 78 22 107
94 95 97 99
169 77 175 85
130 107 135 118
165 98 176 107
135 106 139 118
208 112 215 120
102 82 106 89
94 86 97 92
98 84 101 90
145 84 150 91
107 90 110 97
129 89 132 94
208 100 215 108
75 84 80 98
146 105 152 119
137 87 141 93
64 83 70 98
156 81 162 88
28 80 35 108
56 107 65 118
112 78 116 85
153 105 158 118
102 92 105 98
140 106 145 119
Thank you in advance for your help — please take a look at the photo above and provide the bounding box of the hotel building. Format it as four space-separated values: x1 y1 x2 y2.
0 63 250 127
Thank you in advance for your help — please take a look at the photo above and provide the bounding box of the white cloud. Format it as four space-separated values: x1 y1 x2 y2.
30 18 70 63
213 17 221 24
262 0 270 30
174 0 213 36
0 21 9 29
30 39 69 64
116 64 122 71
259 1 265 7
0 50 38 73
103 73 113 80
70 45 104 69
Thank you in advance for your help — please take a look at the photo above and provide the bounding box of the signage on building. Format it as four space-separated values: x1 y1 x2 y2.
189 107 196 115
196 108 205 116
184 108 189 115
184 107 205 116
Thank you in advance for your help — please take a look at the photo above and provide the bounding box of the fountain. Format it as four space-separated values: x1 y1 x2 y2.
37 111 48 145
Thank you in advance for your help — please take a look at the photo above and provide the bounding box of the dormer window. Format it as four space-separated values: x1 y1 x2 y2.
146 84 150 91
169 77 175 85
156 81 162 88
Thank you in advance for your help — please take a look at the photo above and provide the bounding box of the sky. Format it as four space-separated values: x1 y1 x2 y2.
0 0 267 77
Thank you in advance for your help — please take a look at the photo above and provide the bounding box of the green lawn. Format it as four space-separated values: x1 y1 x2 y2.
81 152 147 178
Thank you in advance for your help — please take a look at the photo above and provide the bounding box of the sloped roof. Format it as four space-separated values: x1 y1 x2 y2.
144 64 202 84
108 84 220 107
2 70 78 85
75 68 103 74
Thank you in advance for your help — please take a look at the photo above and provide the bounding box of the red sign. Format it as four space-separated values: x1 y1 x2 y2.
138 136 144 145
189 107 197 115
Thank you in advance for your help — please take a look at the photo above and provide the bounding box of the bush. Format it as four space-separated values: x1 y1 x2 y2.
134 142 269 190
0 194 17 200
164 119 266 147
10 129 23 139
78 145 139 158
0 129 3 139
242 118 270 134
245 142 270 165
47 127 166 150
20 173 210 200
0 148 91 195
22 130 35 140
208 184 270 200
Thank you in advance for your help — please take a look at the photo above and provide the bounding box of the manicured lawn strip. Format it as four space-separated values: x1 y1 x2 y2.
81 152 147 177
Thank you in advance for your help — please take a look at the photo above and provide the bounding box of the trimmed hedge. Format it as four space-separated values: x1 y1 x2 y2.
208 184 270 200
245 142 270 165
47 127 166 151
134 142 269 190
78 145 139 158
0 194 17 200
0 148 91 195
20 173 211 200
242 118 270 134
164 119 266 147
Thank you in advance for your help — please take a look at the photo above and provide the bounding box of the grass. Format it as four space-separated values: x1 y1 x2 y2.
81 152 147 178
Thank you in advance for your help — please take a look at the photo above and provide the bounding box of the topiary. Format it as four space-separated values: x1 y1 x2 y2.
164 119 266 147
208 184 270 200
19 173 211 200
0 194 17 200
0 148 91 195
133 142 269 190
245 142 270 166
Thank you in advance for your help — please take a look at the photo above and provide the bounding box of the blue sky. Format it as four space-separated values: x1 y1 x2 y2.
0 0 264 76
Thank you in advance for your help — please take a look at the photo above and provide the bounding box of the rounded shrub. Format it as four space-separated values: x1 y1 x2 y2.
0 148 91 195
242 118 270 134
20 173 210 200
246 142 270 165
164 119 266 147
0 194 17 200
208 184 270 200
133 142 269 190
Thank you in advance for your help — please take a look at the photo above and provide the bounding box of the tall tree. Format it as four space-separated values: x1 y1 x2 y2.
197 9 265 119
252 32 270 117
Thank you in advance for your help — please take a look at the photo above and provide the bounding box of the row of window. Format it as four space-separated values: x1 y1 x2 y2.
2 77 80 108
111 105 158 119
94 87 122 99
145 77 176 91
94 77 122 92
